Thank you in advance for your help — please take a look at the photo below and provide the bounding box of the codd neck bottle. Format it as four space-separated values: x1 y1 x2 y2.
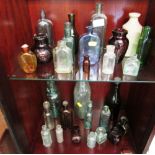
137 26 152 68
63 22 74 60
46 78 60 118
74 82 91 119
68 13 79 55
105 77 121 126
92 2 107 49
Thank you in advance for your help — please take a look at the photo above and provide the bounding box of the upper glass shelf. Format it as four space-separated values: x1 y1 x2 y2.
8 61 155 83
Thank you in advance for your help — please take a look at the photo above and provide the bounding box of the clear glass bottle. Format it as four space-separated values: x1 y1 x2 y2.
33 33 52 63
105 77 121 127
71 125 81 144
46 78 61 118
79 26 100 80
137 26 152 68
60 101 73 129
83 55 90 80
43 101 54 130
102 45 116 75
96 127 107 144
63 22 74 60
18 44 37 73
87 131 97 149
123 12 143 57
37 9 54 46
84 101 93 129
74 82 91 119
55 124 64 143
99 105 111 131
54 40 73 73
68 13 79 55
123 55 140 76
41 125 52 147
92 2 107 49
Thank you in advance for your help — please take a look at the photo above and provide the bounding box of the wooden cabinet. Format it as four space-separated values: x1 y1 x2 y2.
0 0 155 153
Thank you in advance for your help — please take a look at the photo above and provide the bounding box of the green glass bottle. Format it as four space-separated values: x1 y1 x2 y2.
137 26 152 68
46 78 61 118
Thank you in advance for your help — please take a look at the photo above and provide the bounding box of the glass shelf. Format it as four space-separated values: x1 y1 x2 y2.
8 61 155 83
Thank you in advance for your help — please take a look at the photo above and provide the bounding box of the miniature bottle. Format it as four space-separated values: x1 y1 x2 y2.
99 105 111 131
63 22 74 59
18 44 37 73
137 26 152 68
37 9 54 46
79 26 100 80
74 82 91 119
87 131 97 149
60 101 73 129
71 125 81 144
96 127 107 144
46 78 61 118
108 116 129 144
43 101 54 130
92 2 107 49
105 77 121 127
123 12 143 57
102 45 116 75
54 40 73 73
109 28 129 63
83 55 90 80
84 101 93 129
33 33 52 63
56 124 64 143
41 125 52 147
123 55 140 77
68 13 79 55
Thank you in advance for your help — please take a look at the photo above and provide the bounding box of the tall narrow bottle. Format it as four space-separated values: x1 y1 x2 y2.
43 101 54 130
92 2 107 49
63 22 74 60
37 9 54 46
79 26 100 80
68 13 79 55
56 124 64 143
46 78 61 118
60 101 73 129
137 26 152 68
74 82 91 119
105 77 121 127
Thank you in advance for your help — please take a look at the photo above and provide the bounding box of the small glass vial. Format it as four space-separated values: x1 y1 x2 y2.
43 101 54 130
18 44 37 73
123 55 140 76
56 124 64 143
41 125 52 147
99 105 111 131
102 45 116 75
87 131 97 149
96 127 107 144
71 125 81 144
83 55 90 80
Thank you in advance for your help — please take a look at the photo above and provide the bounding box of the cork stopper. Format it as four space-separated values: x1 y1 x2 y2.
62 101 69 107
43 101 50 109
21 44 29 53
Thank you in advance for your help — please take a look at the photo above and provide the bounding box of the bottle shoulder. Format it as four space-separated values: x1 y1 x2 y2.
92 13 107 20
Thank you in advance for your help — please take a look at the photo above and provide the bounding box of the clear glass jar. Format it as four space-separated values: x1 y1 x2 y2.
96 127 107 144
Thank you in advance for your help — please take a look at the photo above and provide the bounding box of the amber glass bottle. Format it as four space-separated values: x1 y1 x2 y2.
18 44 37 73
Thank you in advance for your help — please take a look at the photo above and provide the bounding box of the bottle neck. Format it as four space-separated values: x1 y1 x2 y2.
64 28 71 38
96 3 102 14
68 14 75 27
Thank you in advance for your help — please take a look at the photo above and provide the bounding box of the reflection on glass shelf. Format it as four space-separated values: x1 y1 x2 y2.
8 61 155 83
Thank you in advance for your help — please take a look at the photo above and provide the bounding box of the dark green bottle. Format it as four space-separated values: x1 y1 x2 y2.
46 79 61 118
68 13 79 55
137 26 152 68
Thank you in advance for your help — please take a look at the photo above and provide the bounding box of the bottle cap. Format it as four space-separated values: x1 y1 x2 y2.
43 101 50 109
106 45 115 53
62 101 69 107
21 44 29 52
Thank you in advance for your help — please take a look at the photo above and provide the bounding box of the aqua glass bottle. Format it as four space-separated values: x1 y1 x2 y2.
78 26 100 80
74 82 91 119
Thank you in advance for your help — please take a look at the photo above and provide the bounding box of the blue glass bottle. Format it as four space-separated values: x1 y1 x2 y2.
78 26 100 80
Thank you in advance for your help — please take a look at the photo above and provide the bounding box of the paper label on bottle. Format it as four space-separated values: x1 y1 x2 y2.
88 41 97 47
93 19 105 27
76 102 82 108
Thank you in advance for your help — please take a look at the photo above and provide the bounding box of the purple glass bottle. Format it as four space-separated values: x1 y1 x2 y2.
109 28 129 63
33 33 52 63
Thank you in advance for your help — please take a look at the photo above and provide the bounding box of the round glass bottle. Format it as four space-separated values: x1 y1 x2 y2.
33 33 52 63
109 28 129 63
